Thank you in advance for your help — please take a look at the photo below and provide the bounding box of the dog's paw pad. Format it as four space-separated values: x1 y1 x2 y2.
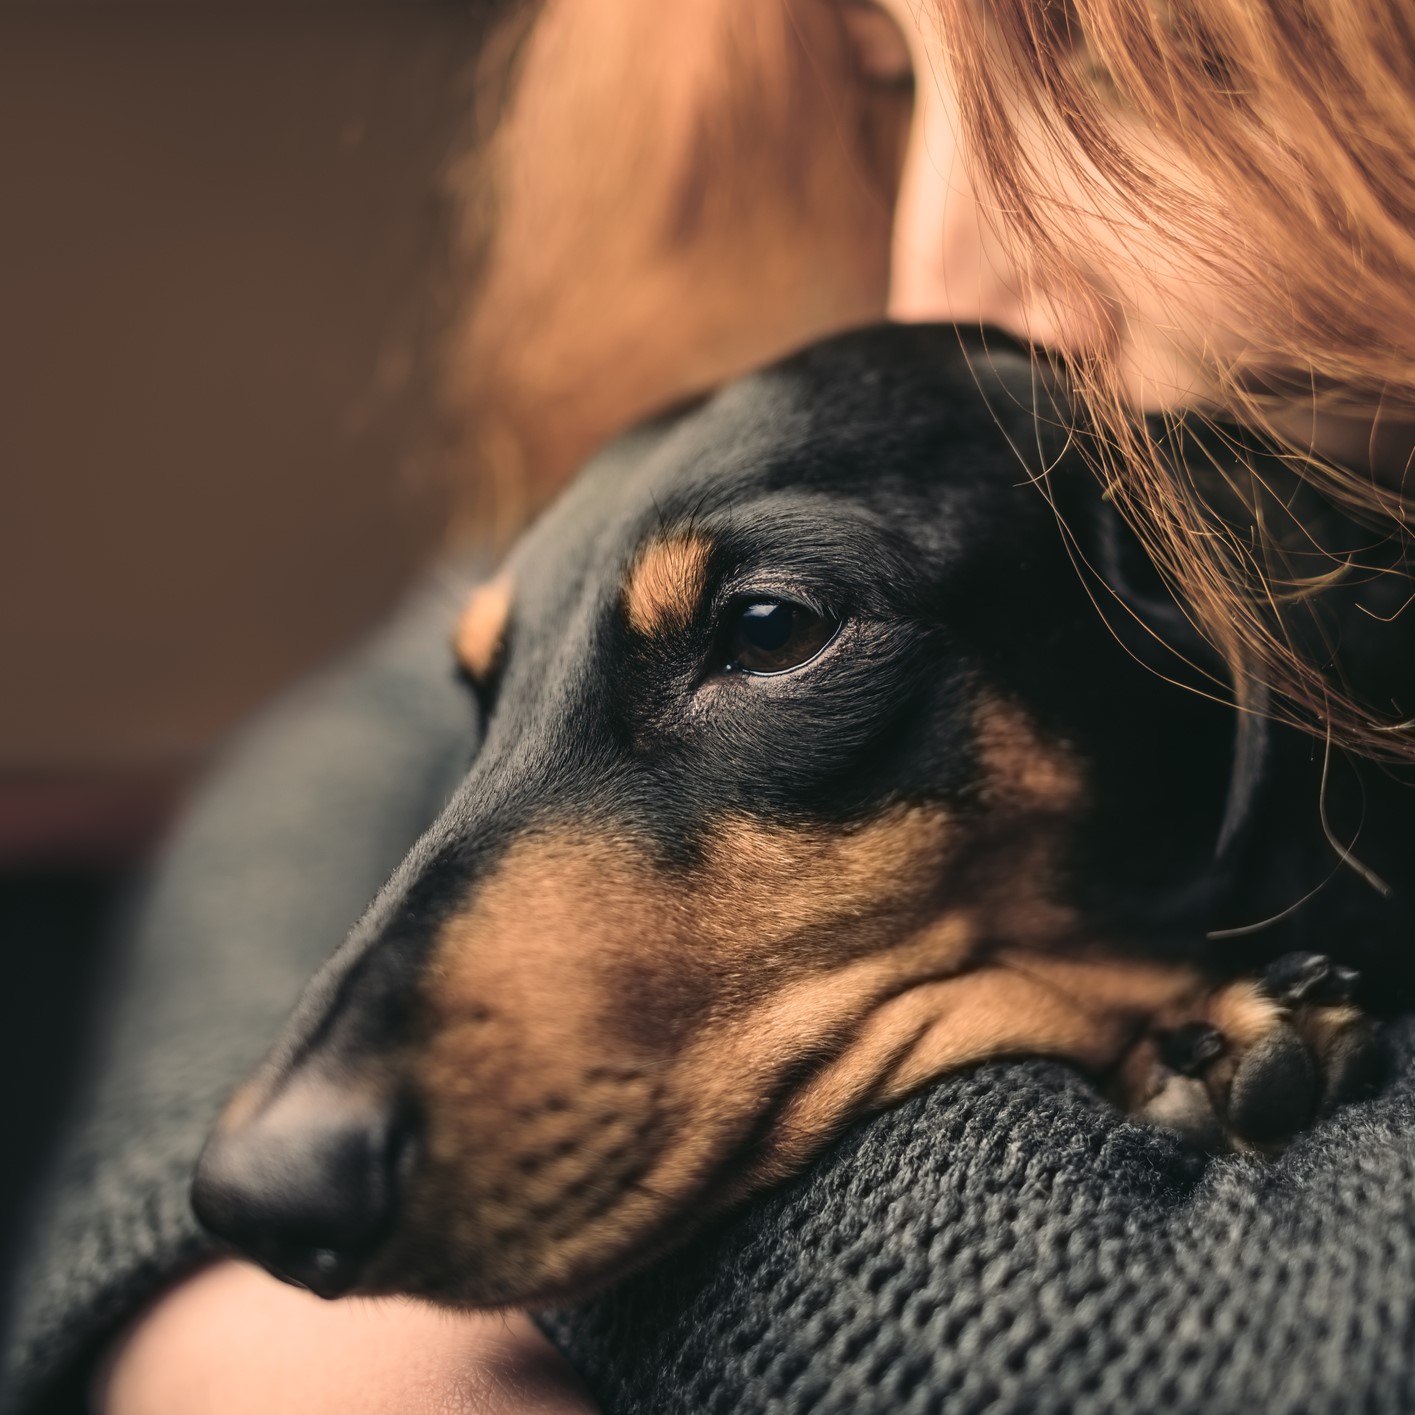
1224 1020 1316 1143
1123 954 1384 1155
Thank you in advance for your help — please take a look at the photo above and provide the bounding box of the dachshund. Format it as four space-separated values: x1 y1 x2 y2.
192 323 1411 1310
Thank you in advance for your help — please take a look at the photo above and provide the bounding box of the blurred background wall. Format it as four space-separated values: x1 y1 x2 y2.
1 4 484 860
0 1 485 1269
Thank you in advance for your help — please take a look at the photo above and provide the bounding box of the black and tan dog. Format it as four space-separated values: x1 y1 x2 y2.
193 324 1411 1311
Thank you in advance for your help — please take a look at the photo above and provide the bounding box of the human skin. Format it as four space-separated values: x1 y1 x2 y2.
98 3 1410 1412
98 1260 596 1415
855 0 1238 403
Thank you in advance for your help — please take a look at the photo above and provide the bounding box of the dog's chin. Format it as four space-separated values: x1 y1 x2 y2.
346 1139 766 1310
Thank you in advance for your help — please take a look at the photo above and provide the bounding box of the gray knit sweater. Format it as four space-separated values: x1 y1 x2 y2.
6 571 1415 1414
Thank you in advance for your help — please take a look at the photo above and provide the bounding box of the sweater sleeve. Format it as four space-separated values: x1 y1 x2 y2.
1 567 482 1415
538 1025 1415 1415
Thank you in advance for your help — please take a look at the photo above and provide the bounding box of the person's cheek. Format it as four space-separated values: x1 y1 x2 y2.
887 67 1099 351
888 73 998 325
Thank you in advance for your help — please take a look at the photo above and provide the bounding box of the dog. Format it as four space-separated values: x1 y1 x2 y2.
192 323 1411 1311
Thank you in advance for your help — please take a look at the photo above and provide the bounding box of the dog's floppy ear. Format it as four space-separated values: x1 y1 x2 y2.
1213 680 1273 866
1085 502 1207 674
1079 493 1275 870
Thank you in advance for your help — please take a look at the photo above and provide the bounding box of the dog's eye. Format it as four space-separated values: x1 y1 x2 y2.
723 597 839 675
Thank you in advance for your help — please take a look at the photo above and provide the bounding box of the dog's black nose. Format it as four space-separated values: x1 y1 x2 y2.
191 1079 410 1299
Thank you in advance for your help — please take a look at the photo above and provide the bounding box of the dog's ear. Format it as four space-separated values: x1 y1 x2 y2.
1083 502 1210 676
1103 509 1277 849
1074 491 1276 873
1213 680 1273 867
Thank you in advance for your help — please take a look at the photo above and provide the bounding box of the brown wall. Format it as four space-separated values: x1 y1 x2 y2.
1 8 483 816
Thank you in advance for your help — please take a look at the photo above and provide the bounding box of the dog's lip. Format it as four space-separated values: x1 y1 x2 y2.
252 1241 365 1300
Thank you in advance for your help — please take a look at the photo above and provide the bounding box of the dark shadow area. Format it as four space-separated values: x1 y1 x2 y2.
0 872 124 1283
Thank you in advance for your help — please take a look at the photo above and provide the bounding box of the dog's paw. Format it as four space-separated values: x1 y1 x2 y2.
1121 952 1386 1155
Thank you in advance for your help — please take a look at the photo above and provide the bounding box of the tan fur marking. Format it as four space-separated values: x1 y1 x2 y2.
948 693 1087 947
397 808 965 1301
1294 1002 1364 1055
623 533 711 638
973 694 1084 812
750 950 1202 1189
376 791 1207 1306
455 573 513 680
1207 980 1281 1049
372 691 1178 1306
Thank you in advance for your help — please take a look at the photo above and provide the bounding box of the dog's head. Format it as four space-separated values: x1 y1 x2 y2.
192 325 1240 1307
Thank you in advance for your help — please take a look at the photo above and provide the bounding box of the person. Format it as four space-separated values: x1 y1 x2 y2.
6 2 1415 1412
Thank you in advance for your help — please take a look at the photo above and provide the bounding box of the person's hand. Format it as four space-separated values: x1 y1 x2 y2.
96 1258 599 1415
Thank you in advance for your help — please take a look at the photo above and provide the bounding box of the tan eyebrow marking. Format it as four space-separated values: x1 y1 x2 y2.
622 532 713 638
455 572 513 681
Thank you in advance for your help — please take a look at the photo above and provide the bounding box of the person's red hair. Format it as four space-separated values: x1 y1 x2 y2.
447 0 1415 758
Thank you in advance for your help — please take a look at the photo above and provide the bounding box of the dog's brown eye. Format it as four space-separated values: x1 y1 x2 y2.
724 597 839 675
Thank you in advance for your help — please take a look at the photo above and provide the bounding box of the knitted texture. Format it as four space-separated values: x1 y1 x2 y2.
541 1022 1415 1414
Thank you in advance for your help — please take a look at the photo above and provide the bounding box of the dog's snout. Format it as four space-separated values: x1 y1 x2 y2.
191 1078 411 1299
